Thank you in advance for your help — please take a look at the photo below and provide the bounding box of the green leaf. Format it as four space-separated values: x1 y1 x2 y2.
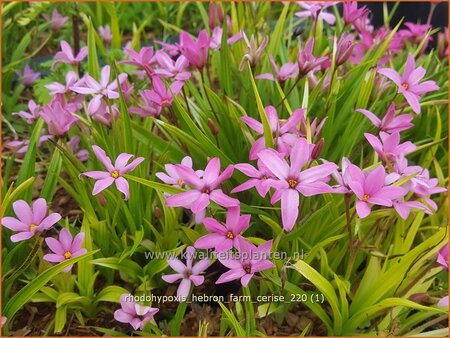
87 18 100 79
40 146 62 201
3 251 97 319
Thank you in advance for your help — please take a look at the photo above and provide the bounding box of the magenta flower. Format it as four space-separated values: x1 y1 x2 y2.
208 2 224 29
42 9 68 30
195 206 250 252
54 40 88 68
156 156 203 189
216 237 275 286
16 64 40 86
155 52 191 82
162 246 210 300
40 98 79 136
392 199 430 220
327 157 352 194
357 103 413 134
70 65 127 116
378 54 439 114
114 294 159 330
365 131 416 163
99 25 112 44
82 145 144 200
129 90 162 117
295 2 337 25
180 30 210 69
231 160 274 197
43 228 87 272
346 164 406 218
297 38 328 76
335 34 355 66
45 70 79 96
256 55 298 83
437 244 448 269
2 198 61 242
242 106 304 160
399 22 432 48
13 99 41 124
146 75 183 109
342 2 369 27
155 40 180 57
258 138 337 231
165 157 238 219
122 46 156 77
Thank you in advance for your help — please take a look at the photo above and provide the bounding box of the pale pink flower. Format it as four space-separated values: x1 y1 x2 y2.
53 40 88 68
13 100 41 124
357 103 413 134
42 9 68 30
114 294 159 330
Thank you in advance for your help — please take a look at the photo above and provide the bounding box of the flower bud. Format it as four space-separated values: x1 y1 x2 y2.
311 138 324 160
154 206 162 219
207 118 219 136
336 35 355 66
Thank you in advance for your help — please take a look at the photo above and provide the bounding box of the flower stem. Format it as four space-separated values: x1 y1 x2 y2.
276 74 303 109
200 69 219 121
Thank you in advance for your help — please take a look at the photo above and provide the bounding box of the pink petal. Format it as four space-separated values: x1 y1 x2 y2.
114 309 135 324
357 109 381 128
289 138 310 175
12 200 32 225
299 163 337 183
203 158 220 186
39 213 61 230
71 232 85 252
209 189 239 208
166 190 201 208
189 275 205 286
240 274 253 287
92 177 115 195
402 90 421 114
234 163 260 178
11 232 34 242
241 117 264 134
251 260 275 273
378 68 402 87
45 236 64 254
82 171 111 179
216 268 246 284
192 258 210 275
114 153 134 170
215 238 233 252
281 189 299 232
92 145 114 172
202 218 226 234
2 217 27 231
257 149 289 180
122 157 145 174
191 193 210 214
231 179 258 194
115 177 130 200
167 258 186 273
177 278 191 300
356 201 371 218
43 253 65 263
195 233 225 249
175 165 203 188
162 273 183 283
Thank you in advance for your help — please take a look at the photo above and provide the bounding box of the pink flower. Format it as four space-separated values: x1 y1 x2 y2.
45 70 79 96
6 134 53 156
364 132 416 163
82 145 144 200
258 138 337 231
40 98 79 136
16 64 40 86
70 65 127 116
195 206 250 252
162 246 210 300
256 55 298 83
438 296 448 307
114 294 159 330
146 75 183 109
357 103 413 134
335 34 355 66
2 198 61 242
165 157 238 220
392 199 430 220
155 52 191 82
129 90 162 117
297 38 328 76
122 46 156 77
342 2 369 27
242 106 304 160
345 164 406 218
42 9 68 30
13 99 41 124
154 40 180 57
156 156 203 189
295 2 337 25
216 237 275 286
437 244 448 268
231 160 275 197
327 157 352 194
54 40 88 68
378 54 439 114
43 228 87 272
399 22 432 48
208 2 224 29
98 25 112 43
180 30 210 69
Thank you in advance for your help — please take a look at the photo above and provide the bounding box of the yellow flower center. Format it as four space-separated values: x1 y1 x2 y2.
226 231 234 239
177 179 184 187
183 269 192 278
402 83 409 90
29 223 37 231
288 179 298 189
64 251 72 259
202 188 211 194
111 170 120 179
243 264 252 274
162 99 170 106
362 194 370 202
261 175 267 180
